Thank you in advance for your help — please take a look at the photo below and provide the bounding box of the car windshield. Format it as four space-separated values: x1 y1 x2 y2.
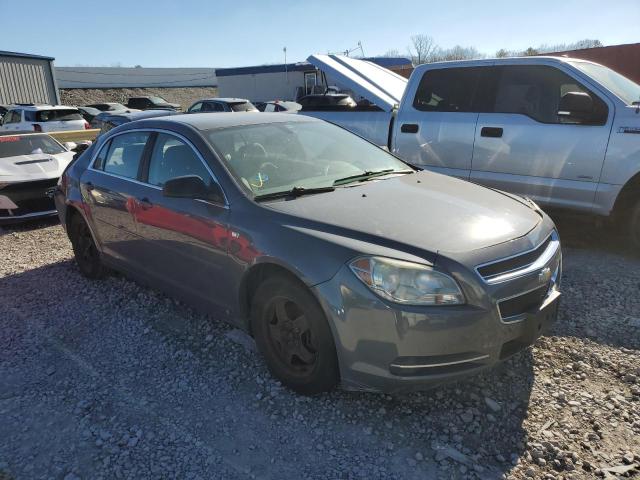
0 134 65 158
150 97 169 104
229 101 258 112
569 61 640 105
206 121 412 197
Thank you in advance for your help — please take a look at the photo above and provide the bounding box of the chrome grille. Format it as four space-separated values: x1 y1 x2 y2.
476 231 560 285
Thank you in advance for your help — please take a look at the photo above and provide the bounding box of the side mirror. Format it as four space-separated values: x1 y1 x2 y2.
558 91 593 120
63 141 77 151
162 175 224 203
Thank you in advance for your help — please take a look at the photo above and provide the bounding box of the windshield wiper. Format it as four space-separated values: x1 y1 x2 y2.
333 168 414 186
253 186 336 201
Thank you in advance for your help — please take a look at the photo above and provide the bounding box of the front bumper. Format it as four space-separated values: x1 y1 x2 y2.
0 179 59 224
313 229 561 393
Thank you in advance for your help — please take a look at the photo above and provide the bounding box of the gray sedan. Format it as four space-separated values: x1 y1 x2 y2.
54 113 561 394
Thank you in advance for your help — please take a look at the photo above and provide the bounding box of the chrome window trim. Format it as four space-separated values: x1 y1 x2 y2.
476 231 560 285
87 127 229 207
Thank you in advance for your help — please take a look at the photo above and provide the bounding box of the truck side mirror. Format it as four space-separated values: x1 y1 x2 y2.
558 91 593 121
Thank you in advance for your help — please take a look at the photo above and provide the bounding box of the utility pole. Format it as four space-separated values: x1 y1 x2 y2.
283 47 288 83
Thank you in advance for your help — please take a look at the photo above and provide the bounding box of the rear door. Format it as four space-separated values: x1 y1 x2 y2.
132 131 232 309
82 131 152 267
470 64 612 211
394 66 488 179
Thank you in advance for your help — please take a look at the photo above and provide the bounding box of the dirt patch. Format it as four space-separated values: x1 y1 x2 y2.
60 87 218 110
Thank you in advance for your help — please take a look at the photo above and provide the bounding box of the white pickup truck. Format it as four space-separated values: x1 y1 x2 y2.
302 55 640 247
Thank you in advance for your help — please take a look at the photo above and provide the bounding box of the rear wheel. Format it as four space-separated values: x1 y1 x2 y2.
251 275 339 395
69 213 106 279
630 199 640 250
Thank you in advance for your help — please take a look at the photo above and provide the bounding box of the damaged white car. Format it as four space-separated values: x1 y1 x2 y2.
0 132 76 223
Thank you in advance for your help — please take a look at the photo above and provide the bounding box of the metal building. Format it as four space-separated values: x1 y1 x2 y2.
0 50 59 105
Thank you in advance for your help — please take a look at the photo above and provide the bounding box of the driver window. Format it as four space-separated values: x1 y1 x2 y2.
147 133 213 188
189 102 203 113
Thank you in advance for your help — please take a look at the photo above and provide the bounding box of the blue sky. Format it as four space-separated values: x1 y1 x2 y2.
1 0 638 67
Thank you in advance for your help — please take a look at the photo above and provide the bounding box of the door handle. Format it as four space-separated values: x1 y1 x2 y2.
480 127 503 138
400 123 419 134
137 197 153 210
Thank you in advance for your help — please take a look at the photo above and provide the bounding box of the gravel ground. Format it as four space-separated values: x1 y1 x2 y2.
0 217 639 480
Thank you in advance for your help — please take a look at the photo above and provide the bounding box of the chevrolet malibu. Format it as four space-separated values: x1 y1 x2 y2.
55 113 561 394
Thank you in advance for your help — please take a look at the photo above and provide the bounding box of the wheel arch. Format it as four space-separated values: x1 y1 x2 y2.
613 171 640 218
238 262 313 335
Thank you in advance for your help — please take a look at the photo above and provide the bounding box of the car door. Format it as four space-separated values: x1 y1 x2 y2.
470 64 612 211
81 131 152 267
393 66 487 180
132 131 233 310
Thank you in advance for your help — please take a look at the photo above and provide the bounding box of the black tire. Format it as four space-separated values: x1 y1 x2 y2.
69 213 106 279
250 275 339 395
631 200 640 250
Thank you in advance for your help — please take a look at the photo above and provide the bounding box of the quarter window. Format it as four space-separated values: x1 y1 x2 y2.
413 68 482 112
492 65 608 125
146 133 213 188
100 132 150 179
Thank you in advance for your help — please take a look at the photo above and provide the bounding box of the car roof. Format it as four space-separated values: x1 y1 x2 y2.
198 98 251 103
105 110 180 121
9 104 80 111
135 112 319 131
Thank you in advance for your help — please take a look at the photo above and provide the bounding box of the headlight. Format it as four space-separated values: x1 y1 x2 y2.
349 257 465 305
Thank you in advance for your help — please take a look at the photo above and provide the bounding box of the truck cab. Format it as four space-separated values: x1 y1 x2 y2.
302 55 640 247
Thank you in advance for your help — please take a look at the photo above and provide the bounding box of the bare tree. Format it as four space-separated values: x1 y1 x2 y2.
408 34 436 65
382 49 401 58
495 48 510 58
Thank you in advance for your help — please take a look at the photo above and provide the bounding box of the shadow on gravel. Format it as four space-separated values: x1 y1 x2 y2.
549 211 638 259
0 216 60 234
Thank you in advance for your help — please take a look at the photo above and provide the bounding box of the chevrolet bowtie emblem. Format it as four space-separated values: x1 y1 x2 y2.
539 267 552 283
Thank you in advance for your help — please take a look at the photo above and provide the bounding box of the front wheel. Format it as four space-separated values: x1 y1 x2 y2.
69 213 106 279
250 275 339 395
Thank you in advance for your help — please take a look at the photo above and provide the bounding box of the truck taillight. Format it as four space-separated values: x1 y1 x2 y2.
84 121 90 130
33 124 42 132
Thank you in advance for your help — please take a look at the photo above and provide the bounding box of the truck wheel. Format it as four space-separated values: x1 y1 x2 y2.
250 275 339 395
630 199 640 250
69 213 106 279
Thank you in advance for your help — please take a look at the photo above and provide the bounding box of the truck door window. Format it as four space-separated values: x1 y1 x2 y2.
492 65 607 125
413 67 481 112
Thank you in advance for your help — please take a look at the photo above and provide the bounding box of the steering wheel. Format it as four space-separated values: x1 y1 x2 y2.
241 142 267 160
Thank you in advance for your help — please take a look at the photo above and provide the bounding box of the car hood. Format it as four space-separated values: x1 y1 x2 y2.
0 151 74 182
307 54 407 112
264 171 541 257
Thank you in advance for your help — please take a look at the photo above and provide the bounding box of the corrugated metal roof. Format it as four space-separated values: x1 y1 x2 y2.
0 50 55 61
216 57 412 77
56 67 217 88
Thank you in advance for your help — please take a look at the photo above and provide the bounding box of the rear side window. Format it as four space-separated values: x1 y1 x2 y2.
229 101 257 112
413 68 482 112
30 109 83 122
98 132 150 179
492 65 608 125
